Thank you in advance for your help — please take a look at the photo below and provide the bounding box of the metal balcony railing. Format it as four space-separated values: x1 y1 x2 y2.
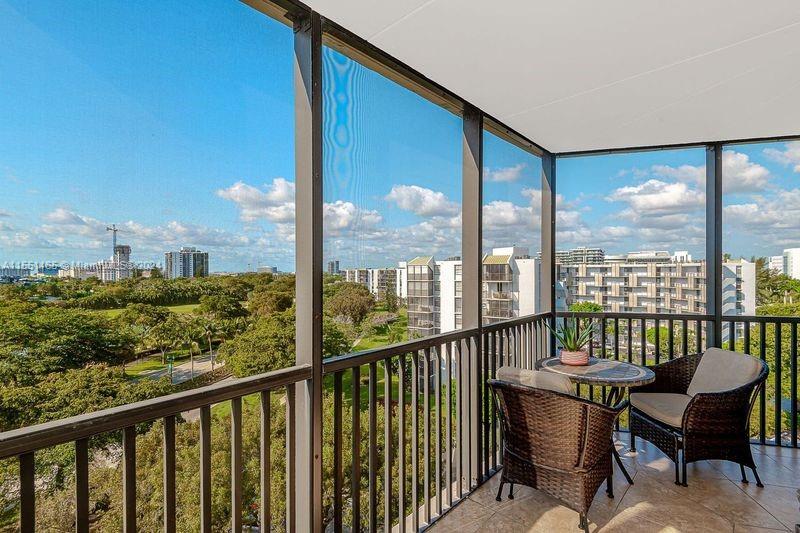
2 311 798 532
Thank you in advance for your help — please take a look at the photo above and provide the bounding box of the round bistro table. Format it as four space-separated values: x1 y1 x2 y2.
537 356 655 485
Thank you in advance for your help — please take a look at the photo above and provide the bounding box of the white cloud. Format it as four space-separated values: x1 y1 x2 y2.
764 141 800 173
216 178 296 223
323 200 383 236
385 185 460 217
651 164 705 184
721 151 771 193
606 179 704 215
485 163 525 182
0 209 11 218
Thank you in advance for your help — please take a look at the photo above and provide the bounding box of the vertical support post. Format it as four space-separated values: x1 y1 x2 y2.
542 151 557 357
706 143 723 348
462 103 483 486
294 11 324 533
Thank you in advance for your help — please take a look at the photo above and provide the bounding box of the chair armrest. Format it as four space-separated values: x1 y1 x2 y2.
579 402 625 469
682 383 757 435
632 354 701 395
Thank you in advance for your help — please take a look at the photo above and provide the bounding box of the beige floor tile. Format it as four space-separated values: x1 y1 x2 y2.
738 483 800 532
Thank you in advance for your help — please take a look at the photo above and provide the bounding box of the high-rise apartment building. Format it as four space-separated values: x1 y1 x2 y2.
327 260 340 275
343 267 401 299
403 247 555 336
783 248 800 280
557 258 755 315
164 247 209 279
768 255 784 273
555 247 605 265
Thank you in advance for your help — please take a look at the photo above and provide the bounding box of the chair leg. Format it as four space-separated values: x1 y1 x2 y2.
674 455 680 485
508 483 515 499
681 452 688 487
630 433 636 453
606 473 614 498
578 512 589 533
495 480 504 502
740 463 749 484
751 466 764 488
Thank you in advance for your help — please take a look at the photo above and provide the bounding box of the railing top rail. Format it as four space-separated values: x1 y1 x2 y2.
721 314 800 324
556 311 714 321
482 312 550 333
0 364 312 459
323 327 479 373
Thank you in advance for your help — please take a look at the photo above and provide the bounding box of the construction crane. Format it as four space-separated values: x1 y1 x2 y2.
106 224 119 258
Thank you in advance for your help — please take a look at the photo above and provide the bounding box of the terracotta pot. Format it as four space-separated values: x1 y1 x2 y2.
560 350 589 366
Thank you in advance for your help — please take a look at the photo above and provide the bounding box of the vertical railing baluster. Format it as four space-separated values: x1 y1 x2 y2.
654 318 661 365
775 323 782 445
200 406 212 533
668 319 674 360
123 426 136 533
369 362 378 531
627 319 633 363
398 355 406 533
696 320 703 354
351 367 361 531
588 319 595 401
75 438 90 533
434 346 442 516
333 373 343 533
411 353 419 532
482 333 490 478
260 391 271 532
19 452 34 533
490 331 497 469
730 320 737 351
231 397 243 533
422 349 430 525
162 417 176 533
614 318 620 360
759 323 767 444
640 318 647 365
286 384 296 533
790 322 797 448
445 342 453 507
681 319 688 357
383 357 392 533
455 341 463 500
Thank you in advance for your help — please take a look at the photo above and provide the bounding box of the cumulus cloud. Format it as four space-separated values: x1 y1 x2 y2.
651 164 705 184
0 209 11 218
606 180 704 215
323 200 383 236
764 141 800 173
385 185 460 217
650 151 770 193
216 178 295 222
485 163 525 182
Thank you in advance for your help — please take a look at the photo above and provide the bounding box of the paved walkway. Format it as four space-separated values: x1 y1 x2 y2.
138 351 223 384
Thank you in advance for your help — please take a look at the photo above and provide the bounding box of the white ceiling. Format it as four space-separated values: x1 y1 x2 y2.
305 0 800 153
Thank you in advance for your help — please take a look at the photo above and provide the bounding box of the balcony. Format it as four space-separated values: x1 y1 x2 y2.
3 1 800 532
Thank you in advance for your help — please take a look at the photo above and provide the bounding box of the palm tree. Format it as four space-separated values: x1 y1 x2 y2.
200 318 218 369
178 316 203 380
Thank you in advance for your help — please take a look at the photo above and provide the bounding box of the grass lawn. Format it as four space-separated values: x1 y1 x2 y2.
352 307 408 351
97 303 200 319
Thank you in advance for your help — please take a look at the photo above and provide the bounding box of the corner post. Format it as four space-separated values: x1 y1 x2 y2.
706 143 723 348
541 151 557 357
462 103 483 486
294 11 324 532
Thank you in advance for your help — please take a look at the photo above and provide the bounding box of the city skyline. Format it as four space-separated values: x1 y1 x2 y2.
2 1 799 273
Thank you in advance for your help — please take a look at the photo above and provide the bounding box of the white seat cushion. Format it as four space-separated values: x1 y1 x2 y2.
496 366 573 395
630 392 692 428
687 348 762 397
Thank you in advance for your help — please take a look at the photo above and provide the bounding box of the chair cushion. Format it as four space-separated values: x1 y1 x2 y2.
687 348 762 397
630 392 692 428
496 366 573 395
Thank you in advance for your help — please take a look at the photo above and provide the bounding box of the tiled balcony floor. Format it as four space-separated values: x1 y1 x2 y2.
429 434 799 532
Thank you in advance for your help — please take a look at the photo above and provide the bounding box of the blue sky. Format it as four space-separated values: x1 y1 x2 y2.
2 1 799 272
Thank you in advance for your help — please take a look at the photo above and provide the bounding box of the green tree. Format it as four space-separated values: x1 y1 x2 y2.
218 313 295 377
568 301 603 313
116 303 170 350
383 290 399 313
326 283 375 325
249 289 293 317
195 294 247 320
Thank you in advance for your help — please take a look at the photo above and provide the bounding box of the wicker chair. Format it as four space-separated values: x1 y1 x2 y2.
489 379 625 532
629 348 768 487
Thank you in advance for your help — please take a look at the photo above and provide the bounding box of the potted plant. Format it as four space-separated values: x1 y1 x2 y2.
546 316 594 366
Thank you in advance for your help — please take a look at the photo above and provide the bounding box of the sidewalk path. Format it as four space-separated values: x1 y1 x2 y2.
138 352 223 384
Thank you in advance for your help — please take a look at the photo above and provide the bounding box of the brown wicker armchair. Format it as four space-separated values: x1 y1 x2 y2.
629 349 768 487
489 379 625 532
